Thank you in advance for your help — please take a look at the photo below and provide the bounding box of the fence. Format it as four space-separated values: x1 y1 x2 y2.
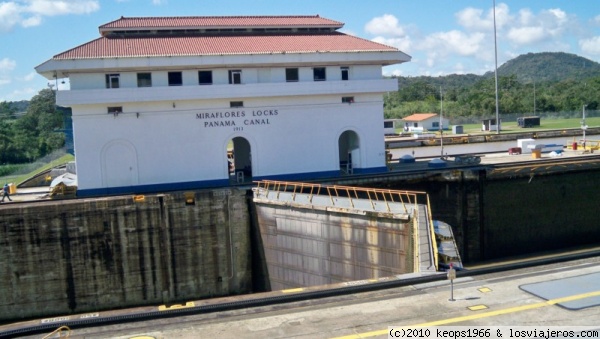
0 148 71 185
449 110 599 125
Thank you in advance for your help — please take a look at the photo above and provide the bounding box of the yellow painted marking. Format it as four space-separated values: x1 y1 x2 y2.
468 305 488 311
158 302 195 311
329 290 600 339
129 337 156 339
478 287 492 293
282 288 304 293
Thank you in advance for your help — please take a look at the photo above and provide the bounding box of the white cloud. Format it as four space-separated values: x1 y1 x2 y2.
546 8 567 24
517 9 534 26
456 7 489 31
0 2 21 32
419 30 485 57
1 86 37 101
21 15 41 27
0 58 17 73
456 3 510 31
0 58 16 88
21 71 37 81
0 0 99 32
594 15 600 25
372 36 412 53
580 36 600 55
365 14 406 37
507 26 546 45
25 0 99 16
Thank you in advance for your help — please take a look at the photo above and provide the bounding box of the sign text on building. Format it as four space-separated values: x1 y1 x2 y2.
196 109 279 129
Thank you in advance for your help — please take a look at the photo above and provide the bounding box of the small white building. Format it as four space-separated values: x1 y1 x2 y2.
402 113 448 133
384 119 400 135
482 118 501 132
36 15 410 197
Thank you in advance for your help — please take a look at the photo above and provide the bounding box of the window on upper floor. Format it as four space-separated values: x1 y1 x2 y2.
342 96 354 104
137 73 152 87
313 67 326 81
341 67 349 81
230 101 244 108
168 72 183 86
229 70 242 84
286 68 299 82
108 106 123 116
105 74 120 89
198 71 213 85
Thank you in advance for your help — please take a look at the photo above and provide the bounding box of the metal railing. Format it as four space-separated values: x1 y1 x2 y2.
426 194 439 270
254 180 429 216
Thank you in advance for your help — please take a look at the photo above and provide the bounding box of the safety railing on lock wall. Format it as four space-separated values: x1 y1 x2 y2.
254 180 429 215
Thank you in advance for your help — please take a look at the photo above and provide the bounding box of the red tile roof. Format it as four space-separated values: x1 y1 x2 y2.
403 113 439 121
100 15 344 32
53 33 399 59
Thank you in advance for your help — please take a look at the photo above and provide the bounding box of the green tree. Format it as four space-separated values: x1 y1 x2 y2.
11 88 64 161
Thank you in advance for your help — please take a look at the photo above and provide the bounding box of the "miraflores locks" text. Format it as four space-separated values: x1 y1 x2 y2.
196 109 278 128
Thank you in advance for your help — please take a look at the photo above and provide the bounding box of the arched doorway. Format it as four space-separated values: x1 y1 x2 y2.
338 130 360 175
101 140 138 188
228 136 252 183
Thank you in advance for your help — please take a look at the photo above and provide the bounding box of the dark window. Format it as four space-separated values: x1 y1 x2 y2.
168 72 183 86
137 73 152 87
229 70 242 84
230 101 244 108
384 121 394 128
313 67 326 81
341 67 349 81
286 68 299 82
342 96 354 104
105 74 120 88
108 106 122 115
198 71 213 85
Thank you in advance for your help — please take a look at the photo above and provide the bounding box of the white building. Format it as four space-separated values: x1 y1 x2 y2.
402 113 449 133
384 119 401 135
36 15 410 197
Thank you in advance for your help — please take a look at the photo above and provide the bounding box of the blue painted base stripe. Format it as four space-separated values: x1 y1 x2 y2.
76 166 388 197
76 179 230 197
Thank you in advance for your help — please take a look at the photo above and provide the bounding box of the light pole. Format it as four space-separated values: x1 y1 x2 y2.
440 86 444 157
533 80 536 115
582 104 588 150
493 0 500 134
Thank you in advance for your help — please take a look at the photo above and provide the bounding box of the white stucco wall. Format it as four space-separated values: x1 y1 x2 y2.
67 65 385 91
70 92 386 193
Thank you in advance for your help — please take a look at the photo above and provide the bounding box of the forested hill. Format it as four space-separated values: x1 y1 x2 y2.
385 52 600 119
395 52 600 91
486 52 600 83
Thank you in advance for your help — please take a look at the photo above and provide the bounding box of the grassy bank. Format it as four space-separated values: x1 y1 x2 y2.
0 154 74 186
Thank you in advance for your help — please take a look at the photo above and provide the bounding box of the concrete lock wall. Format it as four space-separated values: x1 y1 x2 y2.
380 167 600 263
0 188 252 322
254 203 414 290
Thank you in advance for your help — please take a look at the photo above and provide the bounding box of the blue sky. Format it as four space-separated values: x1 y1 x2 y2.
1 0 599 102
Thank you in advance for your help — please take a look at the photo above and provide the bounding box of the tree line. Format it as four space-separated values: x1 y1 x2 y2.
384 74 600 120
0 89 66 165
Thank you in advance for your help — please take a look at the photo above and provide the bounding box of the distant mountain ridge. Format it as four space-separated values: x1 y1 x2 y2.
394 52 600 93
485 52 600 83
